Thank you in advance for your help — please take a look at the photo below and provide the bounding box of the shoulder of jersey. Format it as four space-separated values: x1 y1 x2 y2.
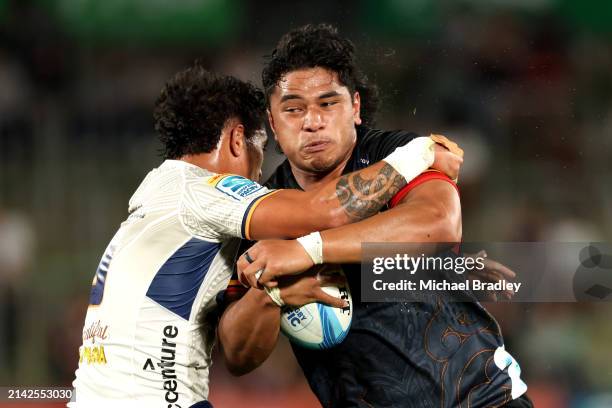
206 174 265 201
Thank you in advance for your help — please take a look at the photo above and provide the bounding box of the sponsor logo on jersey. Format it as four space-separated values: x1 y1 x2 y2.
140 325 182 407
79 320 110 365
79 345 107 365
159 325 180 406
82 320 109 343
209 174 264 201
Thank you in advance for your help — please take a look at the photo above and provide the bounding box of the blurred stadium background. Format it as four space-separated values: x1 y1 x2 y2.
1 0 612 407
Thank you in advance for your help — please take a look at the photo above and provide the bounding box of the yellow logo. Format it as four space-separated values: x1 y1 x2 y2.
206 174 226 186
79 345 107 365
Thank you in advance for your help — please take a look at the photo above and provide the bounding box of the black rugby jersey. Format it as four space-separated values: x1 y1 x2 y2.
264 126 532 408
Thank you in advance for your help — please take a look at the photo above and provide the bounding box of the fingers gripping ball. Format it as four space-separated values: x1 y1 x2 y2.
280 267 353 350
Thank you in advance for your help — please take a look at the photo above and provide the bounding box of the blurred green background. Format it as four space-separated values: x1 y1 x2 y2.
1 0 612 407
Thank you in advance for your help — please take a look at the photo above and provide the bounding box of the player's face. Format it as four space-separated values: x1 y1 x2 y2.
244 129 266 182
268 67 362 173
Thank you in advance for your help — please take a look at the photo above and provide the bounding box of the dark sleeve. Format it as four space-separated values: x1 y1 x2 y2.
264 170 281 189
357 126 420 163
264 160 292 189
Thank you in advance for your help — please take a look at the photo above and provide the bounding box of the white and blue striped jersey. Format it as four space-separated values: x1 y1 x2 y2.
70 160 275 407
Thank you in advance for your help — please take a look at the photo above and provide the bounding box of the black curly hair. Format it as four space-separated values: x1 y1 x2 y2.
262 23 379 126
154 63 266 159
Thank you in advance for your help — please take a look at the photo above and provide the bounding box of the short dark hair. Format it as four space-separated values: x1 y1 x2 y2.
262 23 379 126
154 63 266 159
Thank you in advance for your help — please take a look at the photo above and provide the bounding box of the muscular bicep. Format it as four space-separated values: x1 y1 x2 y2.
394 179 462 242
217 286 280 376
320 177 462 263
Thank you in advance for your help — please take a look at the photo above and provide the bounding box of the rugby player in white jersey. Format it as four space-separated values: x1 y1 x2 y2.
69 63 462 407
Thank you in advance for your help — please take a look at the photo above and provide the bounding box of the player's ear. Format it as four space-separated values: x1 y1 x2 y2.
267 109 278 142
229 123 246 158
352 91 362 126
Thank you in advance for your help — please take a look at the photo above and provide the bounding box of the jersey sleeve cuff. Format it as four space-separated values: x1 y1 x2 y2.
240 190 281 240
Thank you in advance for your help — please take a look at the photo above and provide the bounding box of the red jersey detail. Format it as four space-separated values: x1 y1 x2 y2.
389 170 459 209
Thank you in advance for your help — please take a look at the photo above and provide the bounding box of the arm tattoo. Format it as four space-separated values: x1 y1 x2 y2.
335 163 406 221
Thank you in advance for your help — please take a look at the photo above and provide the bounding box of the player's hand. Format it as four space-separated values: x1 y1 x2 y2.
431 143 463 181
466 250 517 301
277 266 348 308
237 239 314 289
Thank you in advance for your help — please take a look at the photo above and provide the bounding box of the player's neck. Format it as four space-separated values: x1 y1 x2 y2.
179 152 225 175
291 155 351 192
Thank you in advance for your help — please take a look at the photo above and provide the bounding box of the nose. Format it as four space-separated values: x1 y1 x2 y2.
303 108 324 132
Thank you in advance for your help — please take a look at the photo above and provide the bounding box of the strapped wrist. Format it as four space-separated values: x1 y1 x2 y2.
383 136 435 182
297 231 323 265
264 286 285 307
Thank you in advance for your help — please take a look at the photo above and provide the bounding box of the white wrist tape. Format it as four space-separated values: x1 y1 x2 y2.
297 232 323 265
382 136 435 183
265 286 285 307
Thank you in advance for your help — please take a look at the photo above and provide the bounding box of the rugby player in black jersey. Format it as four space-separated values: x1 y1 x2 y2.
219 24 532 408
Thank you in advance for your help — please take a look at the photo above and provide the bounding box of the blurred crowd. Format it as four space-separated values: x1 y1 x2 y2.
1 1 611 407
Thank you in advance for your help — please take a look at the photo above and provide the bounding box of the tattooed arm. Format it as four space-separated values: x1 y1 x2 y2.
248 161 403 240
247 142 460 240
321 178 461 262
239 177 461 287
334 162 406 222
235 142 461 287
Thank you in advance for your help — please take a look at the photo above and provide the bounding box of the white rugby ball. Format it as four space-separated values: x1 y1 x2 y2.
280 267 353 350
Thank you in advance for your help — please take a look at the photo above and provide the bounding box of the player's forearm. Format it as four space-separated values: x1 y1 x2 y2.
218 289 280 376
249 137 441 240
321 184 462 264
240 181 463 287
249 161 408 239
322 204 460 263
311 160 409 224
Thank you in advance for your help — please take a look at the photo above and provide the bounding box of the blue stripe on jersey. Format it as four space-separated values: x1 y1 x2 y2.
146 238 221 320
239 190 277 239
240 196 259 239
90 248 114 306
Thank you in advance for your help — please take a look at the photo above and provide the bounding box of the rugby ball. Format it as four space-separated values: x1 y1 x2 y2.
280 266 353 350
